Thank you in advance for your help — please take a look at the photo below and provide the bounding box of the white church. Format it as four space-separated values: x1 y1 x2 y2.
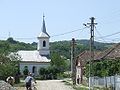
18 16 51 76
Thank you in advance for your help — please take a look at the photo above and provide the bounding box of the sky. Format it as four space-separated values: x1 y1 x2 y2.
0 0 120 43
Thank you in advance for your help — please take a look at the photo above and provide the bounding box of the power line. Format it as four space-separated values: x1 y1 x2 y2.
98 9 120 25
0 27 87 40
14 37 36 40
96 31 120 39
95 27 108 43
50 27 87 37
96 37 120 43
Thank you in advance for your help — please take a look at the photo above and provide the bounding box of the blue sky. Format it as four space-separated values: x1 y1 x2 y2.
0 0 120 43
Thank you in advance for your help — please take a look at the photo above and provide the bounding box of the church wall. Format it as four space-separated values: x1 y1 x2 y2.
38 38 49 50
38 50 50 56
37 38 50 55
20 62 50 76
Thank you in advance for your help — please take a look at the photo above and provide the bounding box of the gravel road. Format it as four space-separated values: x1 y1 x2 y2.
16 80 75 90
36 80 74 90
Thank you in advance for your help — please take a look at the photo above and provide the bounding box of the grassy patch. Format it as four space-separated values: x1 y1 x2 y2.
74 86 88 90
62 79 89 90
14 81 25 87
62 80 73 86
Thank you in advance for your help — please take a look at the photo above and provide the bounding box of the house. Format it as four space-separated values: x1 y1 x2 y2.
18 15 51 76
76 43 120 84
76 51 100 84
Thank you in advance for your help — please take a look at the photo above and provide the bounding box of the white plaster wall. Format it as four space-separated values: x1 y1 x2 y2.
20 62 50 76
38 38 49 50
38 50 50 55
37 38 50 55
76 67 81 78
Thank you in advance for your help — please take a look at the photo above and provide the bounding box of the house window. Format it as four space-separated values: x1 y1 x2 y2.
43 40 46 47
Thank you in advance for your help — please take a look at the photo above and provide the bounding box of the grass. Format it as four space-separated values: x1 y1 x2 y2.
62 79 89 90
14 81 25 87
74 87 88 90
62 79 112 90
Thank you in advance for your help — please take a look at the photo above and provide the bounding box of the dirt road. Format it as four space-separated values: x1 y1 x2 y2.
16 80 74 90
36 80 74 90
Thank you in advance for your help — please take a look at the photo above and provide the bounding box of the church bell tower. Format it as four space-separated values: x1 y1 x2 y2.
37 15 50 56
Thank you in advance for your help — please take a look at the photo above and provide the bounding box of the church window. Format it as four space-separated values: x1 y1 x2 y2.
32 66 36 73
43 40 46 47
24 66 28 69
23 66 29 75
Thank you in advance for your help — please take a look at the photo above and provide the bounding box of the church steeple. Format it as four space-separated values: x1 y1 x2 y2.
37 15 50 56
42 15 46 33
41 15 50 37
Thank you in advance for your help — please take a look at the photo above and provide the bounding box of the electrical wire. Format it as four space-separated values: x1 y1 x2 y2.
95 31 120 39
0 27 88 40
50 27 87 37
94 27 109 43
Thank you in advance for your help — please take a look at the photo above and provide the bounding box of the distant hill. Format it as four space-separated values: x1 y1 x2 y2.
0 38 36 53
0 38 114 59
50 40 114 59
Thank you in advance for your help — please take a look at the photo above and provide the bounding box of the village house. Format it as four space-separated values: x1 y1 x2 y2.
18 16 51 76
76 43 120 84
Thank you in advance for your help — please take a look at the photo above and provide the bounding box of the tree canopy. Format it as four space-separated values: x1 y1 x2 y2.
85 59 120 77
0 40 21 80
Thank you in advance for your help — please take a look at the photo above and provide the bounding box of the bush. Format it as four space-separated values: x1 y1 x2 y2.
23 67 29 76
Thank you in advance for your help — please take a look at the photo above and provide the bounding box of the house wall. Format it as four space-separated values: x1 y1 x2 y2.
76 66 82 84
20 62 50 76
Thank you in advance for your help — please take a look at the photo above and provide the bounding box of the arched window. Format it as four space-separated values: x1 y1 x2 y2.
32 66 36 73
43 40 46 47
24 66 28 69
23 66 29 75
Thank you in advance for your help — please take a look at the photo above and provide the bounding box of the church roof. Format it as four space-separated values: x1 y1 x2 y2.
38 32 50 38
38 15 50 38
17 50 50 62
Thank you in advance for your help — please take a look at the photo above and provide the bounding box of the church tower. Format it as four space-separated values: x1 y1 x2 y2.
37 15 50 57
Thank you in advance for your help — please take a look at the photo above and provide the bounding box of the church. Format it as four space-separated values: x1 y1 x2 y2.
18 16 51 76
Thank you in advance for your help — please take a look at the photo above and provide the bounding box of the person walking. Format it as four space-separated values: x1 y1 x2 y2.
25 73 34 90
6 76 15 86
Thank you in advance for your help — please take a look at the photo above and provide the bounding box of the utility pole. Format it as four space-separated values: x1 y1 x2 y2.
87 17 97 90
71 38 76 85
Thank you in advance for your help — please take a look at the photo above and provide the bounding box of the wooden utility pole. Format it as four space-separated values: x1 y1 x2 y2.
71 38 76 85
87 17 97 90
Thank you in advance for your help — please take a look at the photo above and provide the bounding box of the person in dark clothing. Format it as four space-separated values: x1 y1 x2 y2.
25 73 33 90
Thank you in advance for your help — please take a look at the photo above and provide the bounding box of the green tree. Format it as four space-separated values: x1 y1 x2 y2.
23 66 29 76
0 41 10 55
0 41 21 81
51 52 68 73
0 53 21 80
85 59 120 78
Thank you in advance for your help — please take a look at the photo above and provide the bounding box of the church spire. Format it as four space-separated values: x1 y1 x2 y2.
42 14 46 33
41 14 50 37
